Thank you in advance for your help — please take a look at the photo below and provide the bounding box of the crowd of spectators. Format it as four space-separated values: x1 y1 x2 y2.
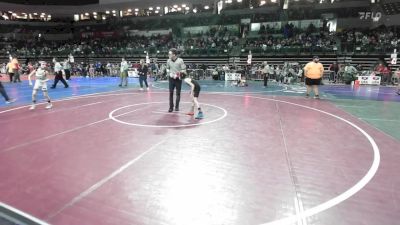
339 26 400 53
1 18 399 57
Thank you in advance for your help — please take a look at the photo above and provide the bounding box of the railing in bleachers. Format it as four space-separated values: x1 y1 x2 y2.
1 55 398 74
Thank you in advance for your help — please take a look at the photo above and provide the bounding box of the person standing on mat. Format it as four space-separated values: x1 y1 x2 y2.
181 74 203 119
28 61 52 110
166 48 186 112
63 58 72 80
138 59 149 91
304 56 324 99
51 58 69 89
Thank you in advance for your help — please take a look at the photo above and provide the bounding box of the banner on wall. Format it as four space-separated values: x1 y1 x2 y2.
251 22 282 31
251 19 321 32
251 21 303 31
358 76 381 85
247 52 252 65
391 49 397 65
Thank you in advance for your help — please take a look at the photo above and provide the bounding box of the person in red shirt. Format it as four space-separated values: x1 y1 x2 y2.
22 61 34 76
375 62 391 85
375 62 385 73
28 62 34 74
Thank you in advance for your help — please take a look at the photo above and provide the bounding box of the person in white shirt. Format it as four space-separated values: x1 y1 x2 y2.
51 58 68 89
275 65 281 82
0 63 6 74
28 61 52 110
68 53 74 64
268 64 275 81
221 64 230 81
166 48 186 112
119 58 129 87
63 59 72 80
106 62 112 76
262 61 269 87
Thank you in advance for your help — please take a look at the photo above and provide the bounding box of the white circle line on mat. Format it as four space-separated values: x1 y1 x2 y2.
109 102 228 128
216 94 380 225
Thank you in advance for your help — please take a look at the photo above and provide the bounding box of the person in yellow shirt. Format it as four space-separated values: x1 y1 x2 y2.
11 57 21 83
6 60 14 82
303 56 324 99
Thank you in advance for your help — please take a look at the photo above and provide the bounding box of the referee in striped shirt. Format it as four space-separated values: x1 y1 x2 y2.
51 58 69 89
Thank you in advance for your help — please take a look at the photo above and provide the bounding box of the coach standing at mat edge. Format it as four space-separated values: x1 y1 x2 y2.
166 48 187 112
